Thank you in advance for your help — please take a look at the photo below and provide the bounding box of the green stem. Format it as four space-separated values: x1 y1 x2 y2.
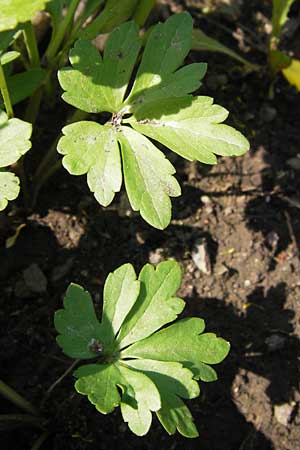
0 414 43 429
23 21 40 67
133 0 156 26
45 0 80 65
0 62 13 117
0 379 38 416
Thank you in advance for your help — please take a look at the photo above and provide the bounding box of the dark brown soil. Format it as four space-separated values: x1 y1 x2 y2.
1 1 300 449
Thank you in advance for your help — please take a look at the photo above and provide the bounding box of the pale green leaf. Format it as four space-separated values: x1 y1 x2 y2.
58 21 141 113
101 263 140 345
118 126 181 229
0 171 20 211
75 363 123 414
0 111 32 167
117 261 184 349
57 121 122 207
54 283 105 359
125 359 199 437
122 317 230 379
127 13 193 105
126 63 207 111
0 0 50 32
0 50 20 65
128 96 250 165
118 364 161 436
157 393 199 438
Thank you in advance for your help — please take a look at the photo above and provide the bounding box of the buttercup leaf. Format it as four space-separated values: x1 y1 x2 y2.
128 96 250 164
126 13 193 107
58 121 122 206
54 283 105 359
54 261 229 437
0 0 50 32
0 171 20 211
0 110 32 167
125 359 199 437
122 317 230 380
58 13 249 229
118 364 161 436
117 260 184 348
118 126 181 229
101 263 140 345
75 363 124 414
58 21 141 113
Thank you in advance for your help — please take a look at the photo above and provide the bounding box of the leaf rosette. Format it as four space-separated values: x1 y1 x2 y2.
58 13 249 229
54 260 230 437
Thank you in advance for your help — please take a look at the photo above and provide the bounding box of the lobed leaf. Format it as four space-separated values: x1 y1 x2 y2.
128 96 250 165
101 263 140 346
118 364 161 436
118 126 181 229
0 171 20 211
54 260 230 437
117 261 184 348
0 0 50 32
58 21 141 113
57 121 122 206
122 317 230 379
125 359 199 437
74 363 124 414
126 13 193 107
54 283 105 359
0 110 32 167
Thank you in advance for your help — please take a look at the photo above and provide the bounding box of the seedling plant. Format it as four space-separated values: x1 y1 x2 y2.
0 0 250 444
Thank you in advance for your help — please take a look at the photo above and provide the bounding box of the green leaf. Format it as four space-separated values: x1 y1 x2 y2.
122 317 230 379
0 30 18 54
272 0 295 39
0 171 20 211
118 126 181 229
0 0 50 32
124 359 199 437
79 0 139 40
127 63 207 111
0 50 20 65
57 121 122 206
1 68 46 106
117 261 184 348
0 110 32 167
127 13 193 106
54 260 230 437
128 96 250 165
54 283 105 359
118 364 161 436
58 22 141 113
192 28 257 69
75 363 124 413
101 263 140 346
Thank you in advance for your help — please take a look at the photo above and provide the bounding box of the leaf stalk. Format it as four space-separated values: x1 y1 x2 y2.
0 62 13 118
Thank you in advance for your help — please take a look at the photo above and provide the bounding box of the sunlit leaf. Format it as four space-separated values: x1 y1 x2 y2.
0 0 51 32
0 110 32 167
0 171 20 211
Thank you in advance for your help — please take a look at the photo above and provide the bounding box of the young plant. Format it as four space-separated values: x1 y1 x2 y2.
54 260 230 437
0 1 152 211
57 13 249 229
